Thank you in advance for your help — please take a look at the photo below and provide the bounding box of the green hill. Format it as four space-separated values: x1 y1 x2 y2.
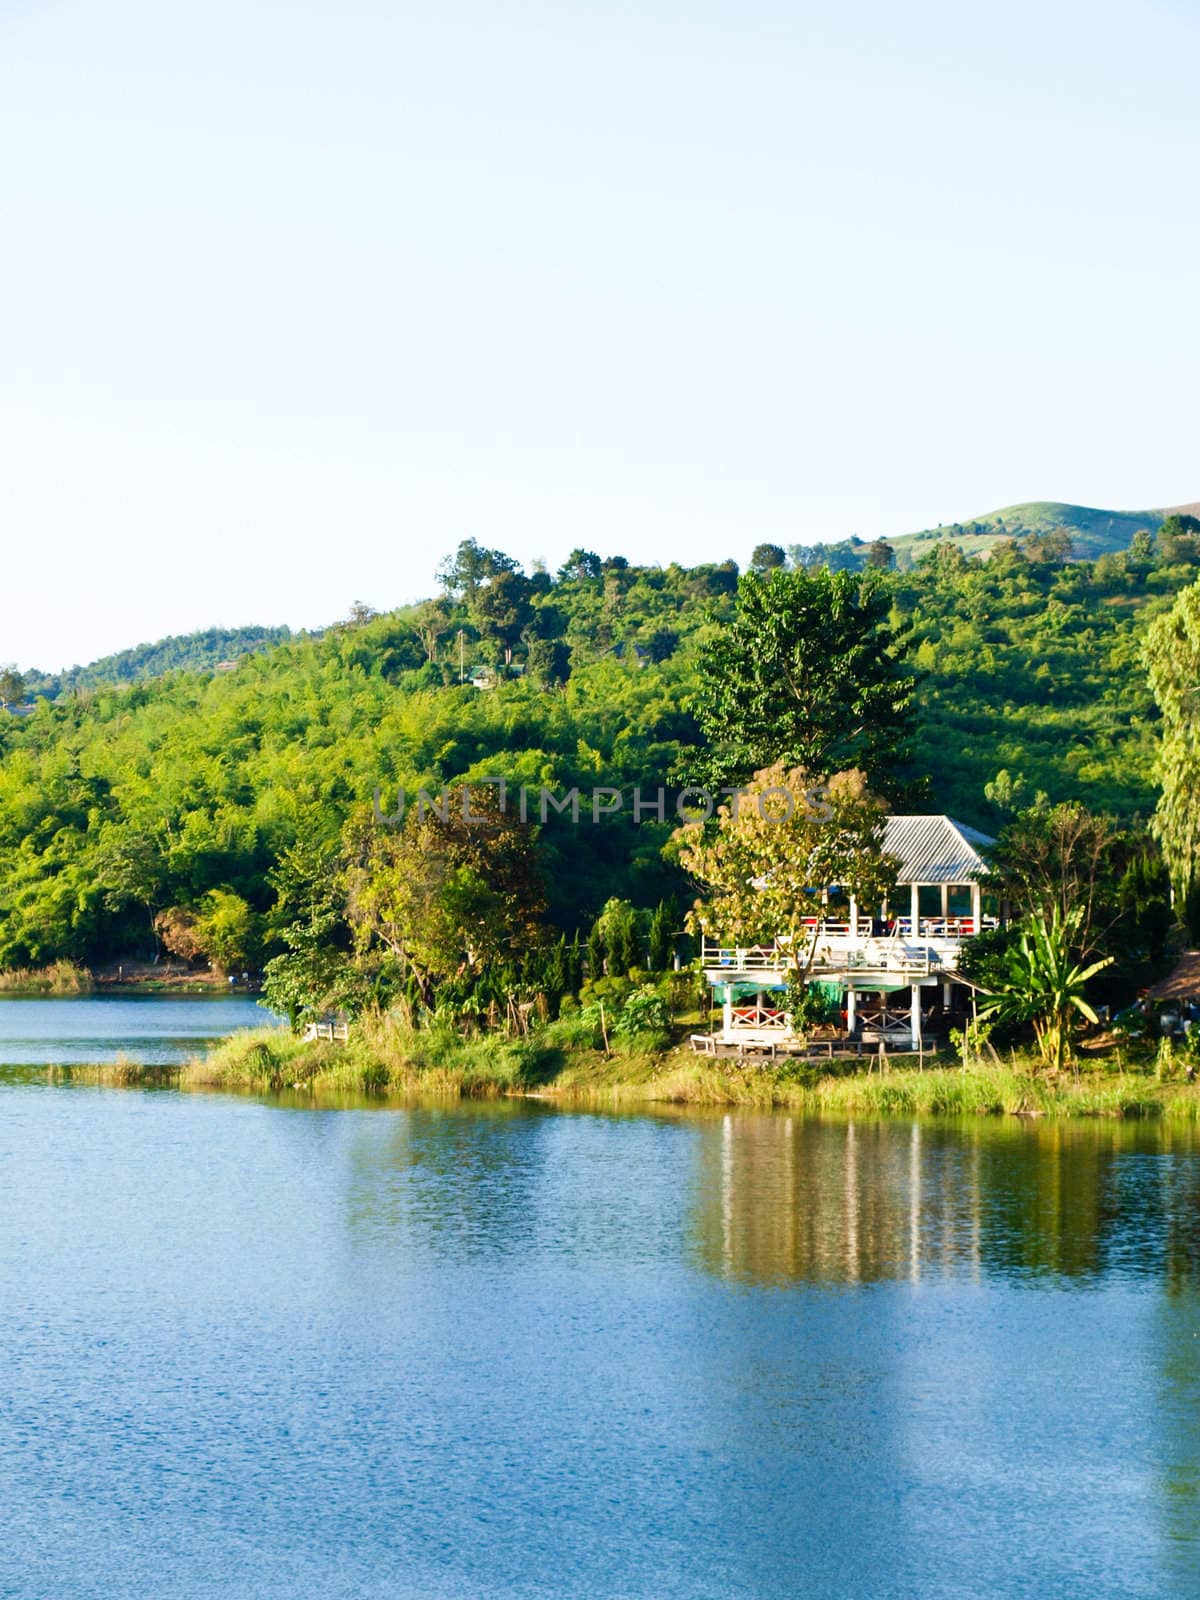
25 624 296 697
889 499 1199 566
1 538 1196 971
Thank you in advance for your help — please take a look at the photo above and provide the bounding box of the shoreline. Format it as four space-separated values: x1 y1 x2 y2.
47 1024 1200 1121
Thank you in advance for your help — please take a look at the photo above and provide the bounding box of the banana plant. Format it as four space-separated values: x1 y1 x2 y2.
977 906 1113 1073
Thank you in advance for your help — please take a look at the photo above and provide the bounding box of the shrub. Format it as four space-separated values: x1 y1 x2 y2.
611 985 671 1038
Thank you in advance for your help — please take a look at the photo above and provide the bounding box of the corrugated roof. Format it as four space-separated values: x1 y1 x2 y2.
882 815 994 884
1146 951 1200 1002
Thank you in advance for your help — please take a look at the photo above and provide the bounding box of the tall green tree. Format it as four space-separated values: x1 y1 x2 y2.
688 568 916 792
0 666 24 708
472 571 534 664
1144 579 1200 932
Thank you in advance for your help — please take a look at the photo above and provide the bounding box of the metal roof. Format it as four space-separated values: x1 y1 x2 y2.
882 815 994 884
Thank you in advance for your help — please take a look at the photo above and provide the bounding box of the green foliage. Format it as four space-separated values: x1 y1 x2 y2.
976 907 1114 1073
0 665 25 707
25 626 292 697
784 976 839 1034
689 567 916 794
610 984 671 1038
2 538 1199 981
1144 578 1200 931
646 899 675 971
193 889 258 972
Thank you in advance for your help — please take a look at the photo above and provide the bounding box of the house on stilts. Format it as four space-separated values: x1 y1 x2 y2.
699 814 997 1054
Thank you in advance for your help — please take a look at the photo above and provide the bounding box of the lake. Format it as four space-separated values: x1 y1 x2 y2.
0 999 1198 1598
0 993 276 1065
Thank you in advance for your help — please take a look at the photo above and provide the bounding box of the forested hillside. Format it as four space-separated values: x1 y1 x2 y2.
24 624 295 697
0 528 1197 972
799 502 1200 572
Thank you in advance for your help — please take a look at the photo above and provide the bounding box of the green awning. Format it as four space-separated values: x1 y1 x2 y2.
713 981 787 1001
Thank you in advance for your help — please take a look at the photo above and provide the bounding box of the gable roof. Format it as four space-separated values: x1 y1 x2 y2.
882 815 994 884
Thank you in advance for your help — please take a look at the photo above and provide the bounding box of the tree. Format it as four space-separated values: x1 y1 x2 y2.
153 905 206 964
1127 528 1156 572
647 899 675 971
345 787 546 1001
865 539 895 571
436 540 519 600
977 907 1113 1073
472 571 534 664
0 665 24 708
750 543 787 572
1025 528 1074 564
1116 847 1172 964
261 839 356 1029
586 916 606 980
984 769 1029 816
645 627 679 664
1144 579 1200 931
595 898 639 976
193 889 258 972
525 637 571 688
689 568 916 792
558 549 602 582
677 765 897 978
988 801 1119 960
1157 514 1200 566
411 599 453 664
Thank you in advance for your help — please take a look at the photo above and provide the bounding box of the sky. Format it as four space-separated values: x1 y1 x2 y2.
3 0 1200 671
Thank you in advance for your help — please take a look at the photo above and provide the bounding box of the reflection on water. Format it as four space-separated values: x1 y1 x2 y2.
689 1114 1200 1287
2 1077 1199 1598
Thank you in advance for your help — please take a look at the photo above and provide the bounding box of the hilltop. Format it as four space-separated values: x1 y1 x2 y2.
887 498 1200 566
23 624 296 697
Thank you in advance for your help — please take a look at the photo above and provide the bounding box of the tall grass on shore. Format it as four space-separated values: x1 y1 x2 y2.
126 1013 1200 1121
0 961 93 994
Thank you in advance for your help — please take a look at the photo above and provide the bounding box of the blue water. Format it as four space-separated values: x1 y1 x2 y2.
0 1002 1198 1598
0 994 278 1064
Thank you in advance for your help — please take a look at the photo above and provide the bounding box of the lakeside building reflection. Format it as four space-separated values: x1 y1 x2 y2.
692 1113 1200 1288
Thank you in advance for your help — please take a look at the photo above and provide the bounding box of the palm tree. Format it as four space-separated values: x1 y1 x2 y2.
977 906 1113 1073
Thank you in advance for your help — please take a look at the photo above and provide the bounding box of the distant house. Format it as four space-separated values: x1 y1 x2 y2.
701 815 997 1051
213 660 239 674
469 665 498 691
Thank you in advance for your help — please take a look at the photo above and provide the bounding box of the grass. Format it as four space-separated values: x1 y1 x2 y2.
0 961 94 994
66 1012 1200 1122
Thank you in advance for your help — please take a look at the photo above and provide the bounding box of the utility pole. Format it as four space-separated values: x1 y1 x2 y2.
458 629 465 684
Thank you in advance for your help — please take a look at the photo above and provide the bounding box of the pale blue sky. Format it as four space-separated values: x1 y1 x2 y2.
3 0 1199 670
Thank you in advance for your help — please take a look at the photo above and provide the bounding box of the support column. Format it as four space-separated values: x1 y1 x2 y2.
940 882 949 926
722 992 733 1039
846 987 857 1036
848 893 858 938
910 882 920 938
971 880 982 934
910 983 922 1050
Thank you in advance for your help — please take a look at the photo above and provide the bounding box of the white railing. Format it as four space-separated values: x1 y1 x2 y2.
303 1019 349 1042
705 943 790 971
702 916 997 972
728 1005 789 1031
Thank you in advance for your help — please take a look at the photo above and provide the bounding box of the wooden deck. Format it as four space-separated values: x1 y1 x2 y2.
689 1033 913 1063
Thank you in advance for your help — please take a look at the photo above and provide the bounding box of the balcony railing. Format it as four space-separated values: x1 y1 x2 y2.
702 916 998 971
729 1005 789 1030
